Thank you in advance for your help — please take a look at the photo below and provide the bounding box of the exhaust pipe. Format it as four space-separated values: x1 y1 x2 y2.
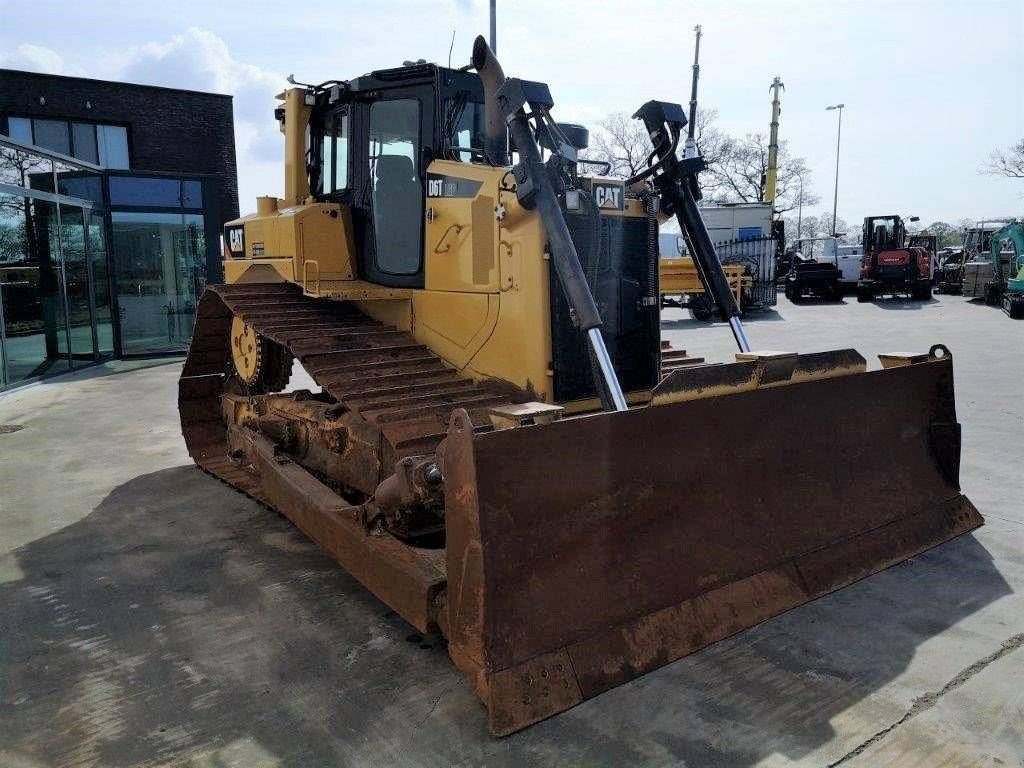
471 35 509 166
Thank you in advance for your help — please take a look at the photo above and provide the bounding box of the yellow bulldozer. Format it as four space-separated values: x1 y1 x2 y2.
179 37 982 735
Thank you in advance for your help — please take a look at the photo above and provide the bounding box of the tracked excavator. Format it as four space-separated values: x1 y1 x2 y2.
178 37 982 735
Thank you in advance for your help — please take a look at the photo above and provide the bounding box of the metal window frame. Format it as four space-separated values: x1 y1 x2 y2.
104 171 219 358
0 139 99 390
1 133 104 172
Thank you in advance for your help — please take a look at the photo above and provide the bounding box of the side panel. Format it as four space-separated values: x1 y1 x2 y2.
555 203 659 401
412 290 495 369
222 202 357 286
424 160 501 293
462 190 554 401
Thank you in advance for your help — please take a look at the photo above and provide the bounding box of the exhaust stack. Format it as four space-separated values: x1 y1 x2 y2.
471 35 509 166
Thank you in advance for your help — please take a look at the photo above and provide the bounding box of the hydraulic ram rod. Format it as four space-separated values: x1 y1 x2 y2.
673 184 752 353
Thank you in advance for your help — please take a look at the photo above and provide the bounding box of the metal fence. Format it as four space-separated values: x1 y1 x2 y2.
715 235 778 309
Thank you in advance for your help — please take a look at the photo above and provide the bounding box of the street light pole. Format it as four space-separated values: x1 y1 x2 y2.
826 103 844 236
489 0 497 54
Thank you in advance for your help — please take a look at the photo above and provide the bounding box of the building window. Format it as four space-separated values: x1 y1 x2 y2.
107 176 204 209
3 117 129 169
109 176 182 207
97 125 129 169
7 117 32 144
71 123 98 164
110 211 206 354
33 119 71 155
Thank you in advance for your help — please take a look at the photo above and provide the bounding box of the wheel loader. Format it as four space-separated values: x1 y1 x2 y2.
179 37 982 735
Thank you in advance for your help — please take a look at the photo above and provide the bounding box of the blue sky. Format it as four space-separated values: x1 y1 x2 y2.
2 0 1021 224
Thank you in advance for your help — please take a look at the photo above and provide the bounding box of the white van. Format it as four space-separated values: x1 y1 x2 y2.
827 241 864 286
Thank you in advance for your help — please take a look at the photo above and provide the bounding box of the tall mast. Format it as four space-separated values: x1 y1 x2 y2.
684 25 702 159
764 76 784 205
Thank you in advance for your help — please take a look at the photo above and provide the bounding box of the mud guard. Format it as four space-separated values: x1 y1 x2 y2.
440 350 982 735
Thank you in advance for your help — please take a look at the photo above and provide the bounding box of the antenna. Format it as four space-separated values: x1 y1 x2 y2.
448 29 456 68
683 25 702 159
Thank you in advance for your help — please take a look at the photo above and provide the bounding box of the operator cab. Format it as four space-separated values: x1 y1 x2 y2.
863 215 906 253
306 64 488 289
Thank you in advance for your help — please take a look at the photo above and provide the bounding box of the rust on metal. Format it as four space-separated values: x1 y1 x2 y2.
441 350 981 734
179 284 982 737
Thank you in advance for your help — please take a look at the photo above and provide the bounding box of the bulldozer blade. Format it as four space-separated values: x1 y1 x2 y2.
440 349 981 735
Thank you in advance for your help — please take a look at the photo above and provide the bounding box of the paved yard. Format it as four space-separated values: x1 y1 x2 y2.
1 294 1022 767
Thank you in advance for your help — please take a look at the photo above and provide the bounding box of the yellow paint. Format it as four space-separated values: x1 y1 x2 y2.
224 259 293 284
412 291 496 369
425 160 500 293
357 299 412 333
659 257 750 303
461 185 554 401
308 280 411 301
282 87 311 204
218 119 653 405
222 201 356 287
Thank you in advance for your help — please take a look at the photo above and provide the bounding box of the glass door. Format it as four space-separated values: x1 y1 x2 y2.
110 211 202 354
0 195 70 383
87 210 115 356
57 204 98 363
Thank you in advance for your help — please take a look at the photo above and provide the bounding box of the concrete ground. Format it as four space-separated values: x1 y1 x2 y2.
0 293 1022 767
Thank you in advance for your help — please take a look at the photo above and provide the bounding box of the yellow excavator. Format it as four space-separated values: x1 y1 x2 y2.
179 37 982 736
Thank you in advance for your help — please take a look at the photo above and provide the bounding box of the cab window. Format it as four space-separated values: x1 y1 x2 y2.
319 111 350 194
442 95 485 162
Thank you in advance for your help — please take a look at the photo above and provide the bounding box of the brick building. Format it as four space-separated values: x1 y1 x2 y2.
0 69 239 224
0 70 240 385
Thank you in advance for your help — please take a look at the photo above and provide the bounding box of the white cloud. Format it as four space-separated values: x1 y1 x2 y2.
105 28 286 180
0 43 81 76
2 29 286 205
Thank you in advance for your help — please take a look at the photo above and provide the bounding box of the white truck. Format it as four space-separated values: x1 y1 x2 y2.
699 203 773 242
791 237 863 292
659 202 773 257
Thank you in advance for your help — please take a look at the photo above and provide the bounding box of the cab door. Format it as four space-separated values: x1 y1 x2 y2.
357 88 434 288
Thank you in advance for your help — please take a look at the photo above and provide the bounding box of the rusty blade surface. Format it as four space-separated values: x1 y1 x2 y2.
442 355 982 734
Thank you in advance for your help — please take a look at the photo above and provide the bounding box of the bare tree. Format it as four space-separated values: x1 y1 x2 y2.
982 139 1024 179
585 107 727 181
0 145 49 263
704 133 818 214
583 110 818 219
920 221 965 249
691 108 731 196
586 111 652 178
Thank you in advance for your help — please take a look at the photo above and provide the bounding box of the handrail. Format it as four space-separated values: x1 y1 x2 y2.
303 259 321 295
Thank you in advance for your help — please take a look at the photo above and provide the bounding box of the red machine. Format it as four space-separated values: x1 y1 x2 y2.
857 215 932 301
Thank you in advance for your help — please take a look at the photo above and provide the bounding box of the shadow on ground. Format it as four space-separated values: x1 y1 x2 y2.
0 466 1010 767
868 297 940 311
